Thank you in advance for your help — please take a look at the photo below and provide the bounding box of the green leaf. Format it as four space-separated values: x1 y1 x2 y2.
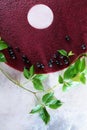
58 75 64 84
48 100 62 109
0 53 6 62
80 58 86 72
32 78 44 90
80 73 86 84
62 82 72 91
84 69 87 75
64 58 86 80
23 66 35 79
62 83 68 91
39 108 50 124
42 92 54 104
0 40 8 51
30 105 43 114
75 58 86 72
64 65 77 79
72 74 80 82
23 67 30 79
42 93 62 109
34 74 48 81
75 58 80 70
29 65 34 77
68 51 74 57
58 49 67 57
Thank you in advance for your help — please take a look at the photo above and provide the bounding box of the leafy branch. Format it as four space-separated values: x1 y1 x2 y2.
30 92 62 124
23 66 47 90
0 39 87 124
58 57 87 91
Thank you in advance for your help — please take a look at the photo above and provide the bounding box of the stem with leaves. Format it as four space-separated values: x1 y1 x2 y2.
0 39 87 124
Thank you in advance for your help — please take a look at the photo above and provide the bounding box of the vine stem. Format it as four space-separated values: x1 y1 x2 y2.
46 83 59 93
22 74 37 85
0 67 36 95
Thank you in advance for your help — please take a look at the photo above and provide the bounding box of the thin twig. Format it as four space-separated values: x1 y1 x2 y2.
22 74 37 85
46 83 59 92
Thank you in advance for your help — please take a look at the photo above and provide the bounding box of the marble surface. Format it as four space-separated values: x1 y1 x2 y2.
0 63 87 130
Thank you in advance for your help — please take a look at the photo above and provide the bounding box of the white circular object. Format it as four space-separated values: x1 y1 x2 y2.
27 4 54 29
